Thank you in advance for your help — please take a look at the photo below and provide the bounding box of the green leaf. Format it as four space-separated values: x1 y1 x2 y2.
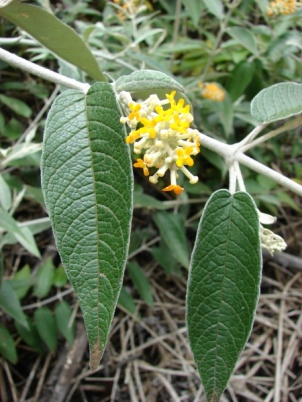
152 242 181 277
0 3 105 81
15 316 44 354
226 61 255 101
0 174 12 211
9 264 32 300
0 280 29 329
0 94 32 118
33 258 55 298
251 82 302 123
34 307 57 353
52 265 68 288
118 287 137 316
55 301 75 346
127 262 153 306
114 70 184 95
0 324 17 364
227 27 258 54
187 190 261 402
133 192 169 210
183 0 204 27
0 251 3 287
0 206 40 257
153 212 189 269
202 0 224 20
41 82 133 370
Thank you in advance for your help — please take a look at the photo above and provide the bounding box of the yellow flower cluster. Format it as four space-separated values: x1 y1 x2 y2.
119 91 200 195
198 82 225 102
267 0 296 15
112 0 150 20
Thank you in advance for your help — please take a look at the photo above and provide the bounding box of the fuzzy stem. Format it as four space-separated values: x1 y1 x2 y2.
0 47 90 93
197 132 302 197
241 115 302 153
236 152 302 197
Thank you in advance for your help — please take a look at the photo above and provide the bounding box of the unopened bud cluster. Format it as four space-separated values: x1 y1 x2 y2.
119 91 200 195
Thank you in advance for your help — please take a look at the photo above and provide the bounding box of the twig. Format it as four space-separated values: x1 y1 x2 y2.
156 373 181 402
2 360 18 402
22 287 74 310
33 352 52 402
19 356 42 402
47 322 88 402
0 47 90 92
197 132 302 196
241 115 302 153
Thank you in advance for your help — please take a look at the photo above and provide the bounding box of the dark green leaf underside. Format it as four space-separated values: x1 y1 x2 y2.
41 82 133 369
187 190 261 402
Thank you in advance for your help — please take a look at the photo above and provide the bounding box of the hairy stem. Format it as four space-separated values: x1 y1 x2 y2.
198 133 302 197
241 115 302 153
0 47 90 92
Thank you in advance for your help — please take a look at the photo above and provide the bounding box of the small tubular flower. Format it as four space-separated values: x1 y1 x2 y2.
119 90 200 195
199 82 225 102
267 0 296 16
133 158 149 176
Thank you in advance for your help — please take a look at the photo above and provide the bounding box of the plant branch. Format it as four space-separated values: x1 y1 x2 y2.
241 115 302 153
0 47 90 93
198 132 302 197
236 152 302 196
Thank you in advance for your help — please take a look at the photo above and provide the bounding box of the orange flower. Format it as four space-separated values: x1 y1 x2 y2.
133 158 149 176
162 184 184 195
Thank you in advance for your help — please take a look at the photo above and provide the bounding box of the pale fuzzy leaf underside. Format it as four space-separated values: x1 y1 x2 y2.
187 190 261 401
114 69 184 94
251 82 302 123
0 2 105 81
41 82 133 369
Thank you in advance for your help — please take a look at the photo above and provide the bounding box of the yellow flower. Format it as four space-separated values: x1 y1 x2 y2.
267 0 296 16
119 90 200 195
176 147 194 167
170 114 190 134
200 82 225 102
128 103 141 121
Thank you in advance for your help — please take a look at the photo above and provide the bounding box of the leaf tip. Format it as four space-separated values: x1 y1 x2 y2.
89 342 103 371
209 390 220 402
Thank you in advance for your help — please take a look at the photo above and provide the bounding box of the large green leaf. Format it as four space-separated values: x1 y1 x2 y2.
41 82 133 370
0 2 105 81
187 190 261 402
251 82 302 123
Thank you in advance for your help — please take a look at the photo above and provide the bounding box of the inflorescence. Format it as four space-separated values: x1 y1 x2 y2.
119 91 200 195
198 82 225 102
267 0 297 16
